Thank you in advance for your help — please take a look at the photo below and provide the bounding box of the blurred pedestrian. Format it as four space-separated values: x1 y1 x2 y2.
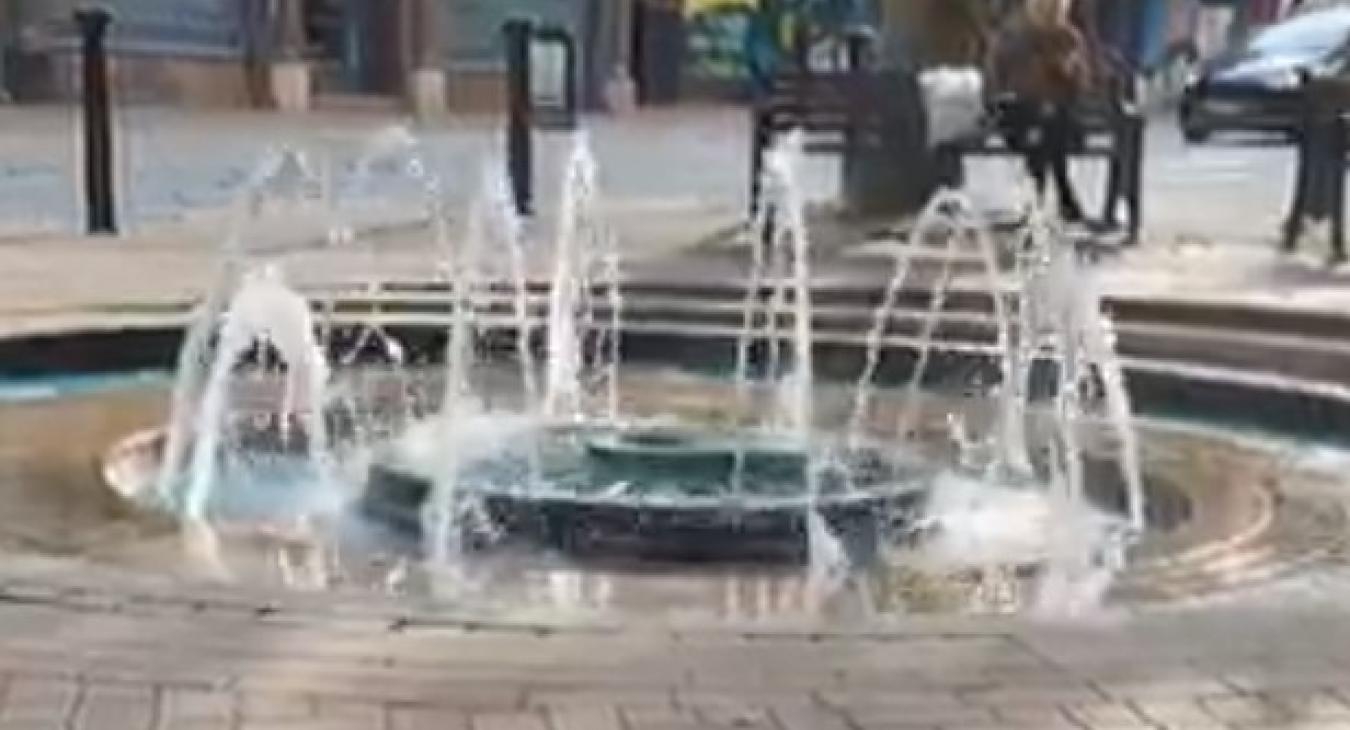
989 0 1091 221
918 0 993 67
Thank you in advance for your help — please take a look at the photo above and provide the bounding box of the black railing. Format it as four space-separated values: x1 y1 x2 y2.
749 26 877 217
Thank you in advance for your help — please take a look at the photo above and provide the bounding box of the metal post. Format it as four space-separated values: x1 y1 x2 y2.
504 18 534 217
560 31 578 128
1285 73 1318 251
75 6 116 235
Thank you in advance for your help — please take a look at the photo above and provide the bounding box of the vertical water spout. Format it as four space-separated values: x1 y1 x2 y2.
542 133 598 422
733 192 772 421
781 134 815 448
426 180 487 566
754 130 814 443
479 163 540 416
599 246 624 423
968 201 1028 477
1073 263 1146 533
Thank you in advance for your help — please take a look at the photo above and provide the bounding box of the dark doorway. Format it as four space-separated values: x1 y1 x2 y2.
304 0 405 95
631 0 685 104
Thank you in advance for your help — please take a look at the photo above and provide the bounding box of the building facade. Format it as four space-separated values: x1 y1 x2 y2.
4 0 253 105
0 0 652 114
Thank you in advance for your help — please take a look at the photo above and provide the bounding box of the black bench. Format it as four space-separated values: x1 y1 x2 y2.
748 27 884 216
1283 76 1350 263
937 82 1146 243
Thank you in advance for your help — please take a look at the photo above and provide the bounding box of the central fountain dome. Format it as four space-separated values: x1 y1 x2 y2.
361 418 929 561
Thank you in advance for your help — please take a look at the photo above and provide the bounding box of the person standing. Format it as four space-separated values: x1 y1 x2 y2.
990 0 1091 221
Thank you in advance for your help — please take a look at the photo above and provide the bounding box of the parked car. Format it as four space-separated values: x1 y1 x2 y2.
1179 7 1350 143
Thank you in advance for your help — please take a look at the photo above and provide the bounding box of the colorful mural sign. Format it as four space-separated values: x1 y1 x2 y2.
684 0 759 81
683 0 872 85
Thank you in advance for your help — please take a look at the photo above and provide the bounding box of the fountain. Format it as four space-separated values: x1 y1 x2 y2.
352 130 922 565
91 122 1242 619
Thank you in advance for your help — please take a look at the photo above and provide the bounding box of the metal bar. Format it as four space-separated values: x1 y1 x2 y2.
504 17 534 217
75 6 117 236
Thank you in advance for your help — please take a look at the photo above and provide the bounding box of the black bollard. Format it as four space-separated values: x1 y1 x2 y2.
503 18 534 217
74 7 116 235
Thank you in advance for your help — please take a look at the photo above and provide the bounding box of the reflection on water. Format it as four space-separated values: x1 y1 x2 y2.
0 380 171 555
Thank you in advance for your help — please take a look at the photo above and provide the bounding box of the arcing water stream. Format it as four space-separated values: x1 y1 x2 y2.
145 124 1148 616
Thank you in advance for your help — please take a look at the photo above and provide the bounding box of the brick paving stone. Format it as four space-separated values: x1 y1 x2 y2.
690 699 775 729
676 690 809 707
1062 701 1157 729
544 707 623 730
1220 670 1350 693
313 698 384 725
843 702 997 728
233 674 522 712
0 678 80 724
526 688 673 711
1200 694 1296 726
471 711 549 730
236 692 313 723
960 685 1105 707
159 688 235 729
1223 724 1350 730
844 721 942 730
74 684 155 730
1262 690 1350 721
1131 699 1228 730
769 703 853 730
986 703 1081 729
619 705 704 730
1089 671 1234 700
239 723 378 730
388 704 470 730
816 691 968 712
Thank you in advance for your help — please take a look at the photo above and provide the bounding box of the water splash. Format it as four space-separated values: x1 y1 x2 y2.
180 266 333 523
896 187 1146 615
745 130 840 594
158 148 324 506
333 124 428 369
425 171 489 567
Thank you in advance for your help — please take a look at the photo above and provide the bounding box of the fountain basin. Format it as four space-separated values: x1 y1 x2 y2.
583 427 808 481
362 421 929 562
